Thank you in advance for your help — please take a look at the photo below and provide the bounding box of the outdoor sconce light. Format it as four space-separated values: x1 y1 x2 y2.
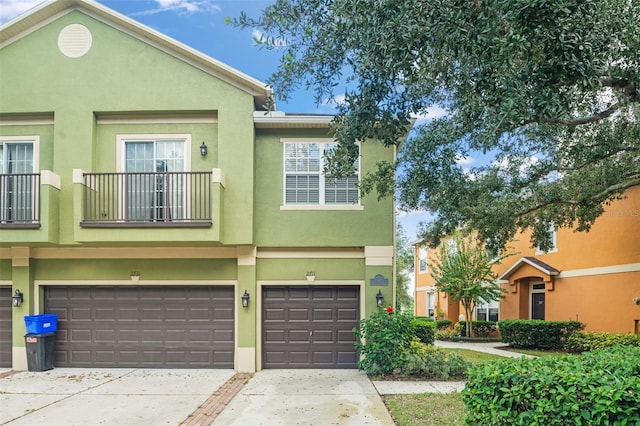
200 142 208 157
306 271 315 283
12 290 23 307
376 290 384 308
131 271 140 282
634 297 639 305
241 290 250 308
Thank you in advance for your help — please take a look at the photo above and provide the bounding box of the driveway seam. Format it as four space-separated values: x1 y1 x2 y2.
179 372 252 426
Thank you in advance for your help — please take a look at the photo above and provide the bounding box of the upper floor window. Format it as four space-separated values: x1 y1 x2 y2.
418 245 428 273
283 141 359 206
536 223 558 254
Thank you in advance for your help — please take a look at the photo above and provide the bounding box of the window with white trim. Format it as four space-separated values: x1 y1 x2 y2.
283 142 359 205
418 245 428 273
476 298 499 321
536 223 558 254
426 291 436 319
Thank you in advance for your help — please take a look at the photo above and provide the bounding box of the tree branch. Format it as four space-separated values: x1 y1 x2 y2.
522 101 627 127
516 176 640 218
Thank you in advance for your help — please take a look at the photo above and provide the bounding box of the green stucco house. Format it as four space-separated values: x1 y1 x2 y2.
0 0 400 372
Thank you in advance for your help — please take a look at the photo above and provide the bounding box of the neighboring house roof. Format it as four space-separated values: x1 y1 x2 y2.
0 0 272 110
498 256 560 281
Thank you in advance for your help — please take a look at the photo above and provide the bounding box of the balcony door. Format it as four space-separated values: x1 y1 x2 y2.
0 142 35 224
124 139 186 222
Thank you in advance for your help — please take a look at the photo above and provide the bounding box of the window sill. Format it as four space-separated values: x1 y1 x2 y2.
280 205 364 211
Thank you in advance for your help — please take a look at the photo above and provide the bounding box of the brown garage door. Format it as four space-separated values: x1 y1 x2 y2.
262 285 359 368
45 286 234 368
0 287 12 367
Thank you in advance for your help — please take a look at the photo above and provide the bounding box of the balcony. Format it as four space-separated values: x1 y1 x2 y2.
80 171 213 227
0 173 40 229
0 171 60 244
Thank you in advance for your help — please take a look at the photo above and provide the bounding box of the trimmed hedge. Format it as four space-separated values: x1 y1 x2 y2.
565 331 640 353
436 319 452 330
410 318 436 345
457 320 497 337
498 319 584 349
463 345 640 425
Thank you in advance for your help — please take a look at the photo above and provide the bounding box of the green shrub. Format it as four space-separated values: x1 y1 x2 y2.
436 319 453 330
435 328 458 341
565 331 640 353
410 317 436 345
498 319 584 349
463 345 640 425
403 339 470 380
457 320 497 337
353 308 414 375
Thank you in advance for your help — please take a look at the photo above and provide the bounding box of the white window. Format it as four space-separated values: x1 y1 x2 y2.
476 298 499 321
118 135 189 222
426 291 436 319
0 137 39 224
536 223 558 254
283 141 359 206
418 245 428 273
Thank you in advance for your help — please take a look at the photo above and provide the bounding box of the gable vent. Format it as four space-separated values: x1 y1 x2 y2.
58 24 92 58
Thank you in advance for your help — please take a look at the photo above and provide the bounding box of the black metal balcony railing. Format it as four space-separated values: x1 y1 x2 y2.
0 173 40 228
81 171 212 227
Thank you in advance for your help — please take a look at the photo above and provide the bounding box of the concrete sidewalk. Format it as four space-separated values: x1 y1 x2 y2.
434 339 537 358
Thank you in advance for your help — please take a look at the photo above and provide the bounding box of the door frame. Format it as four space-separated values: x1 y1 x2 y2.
530 281 546 320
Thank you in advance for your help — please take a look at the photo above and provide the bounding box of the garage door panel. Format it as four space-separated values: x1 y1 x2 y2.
262 285 359 369
0 287 12 367
46 286 234 368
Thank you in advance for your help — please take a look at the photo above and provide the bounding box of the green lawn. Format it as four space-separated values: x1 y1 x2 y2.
440 348 505 363
382 349 502 425
384 393 465 426
501 347 568 357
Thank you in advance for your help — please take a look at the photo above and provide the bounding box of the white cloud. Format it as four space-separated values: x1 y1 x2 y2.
251 28 286 47
130 0 220 17
0 0 45 24
412 104 449 124
456 155 475 166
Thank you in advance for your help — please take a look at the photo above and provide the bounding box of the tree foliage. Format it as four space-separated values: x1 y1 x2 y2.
395 223 414 312
235 0 640 250
429 232 507 337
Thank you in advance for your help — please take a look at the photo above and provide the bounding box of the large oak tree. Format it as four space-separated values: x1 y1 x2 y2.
236 0 640 250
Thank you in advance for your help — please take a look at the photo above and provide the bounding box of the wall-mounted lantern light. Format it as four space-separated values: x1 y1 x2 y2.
131 271 140 282
241 290 250 308
306 271 315 283
200 142 208 157
12 290 23 307
376 290 384 308
634 297 639 305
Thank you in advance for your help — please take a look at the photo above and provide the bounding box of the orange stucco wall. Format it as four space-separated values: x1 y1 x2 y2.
415 187 640 333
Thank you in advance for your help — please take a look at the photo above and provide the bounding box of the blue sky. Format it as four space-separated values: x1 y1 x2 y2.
0 0 435 241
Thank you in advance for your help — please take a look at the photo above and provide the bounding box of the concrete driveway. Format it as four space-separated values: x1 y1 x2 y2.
214 370 394 425
0 368 234 425
0 369 393 425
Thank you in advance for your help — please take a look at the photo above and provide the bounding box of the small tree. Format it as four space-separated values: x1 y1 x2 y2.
430 231 507 338
395 223 415 312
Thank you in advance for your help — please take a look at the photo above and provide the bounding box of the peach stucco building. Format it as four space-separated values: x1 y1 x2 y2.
415 186 640 334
